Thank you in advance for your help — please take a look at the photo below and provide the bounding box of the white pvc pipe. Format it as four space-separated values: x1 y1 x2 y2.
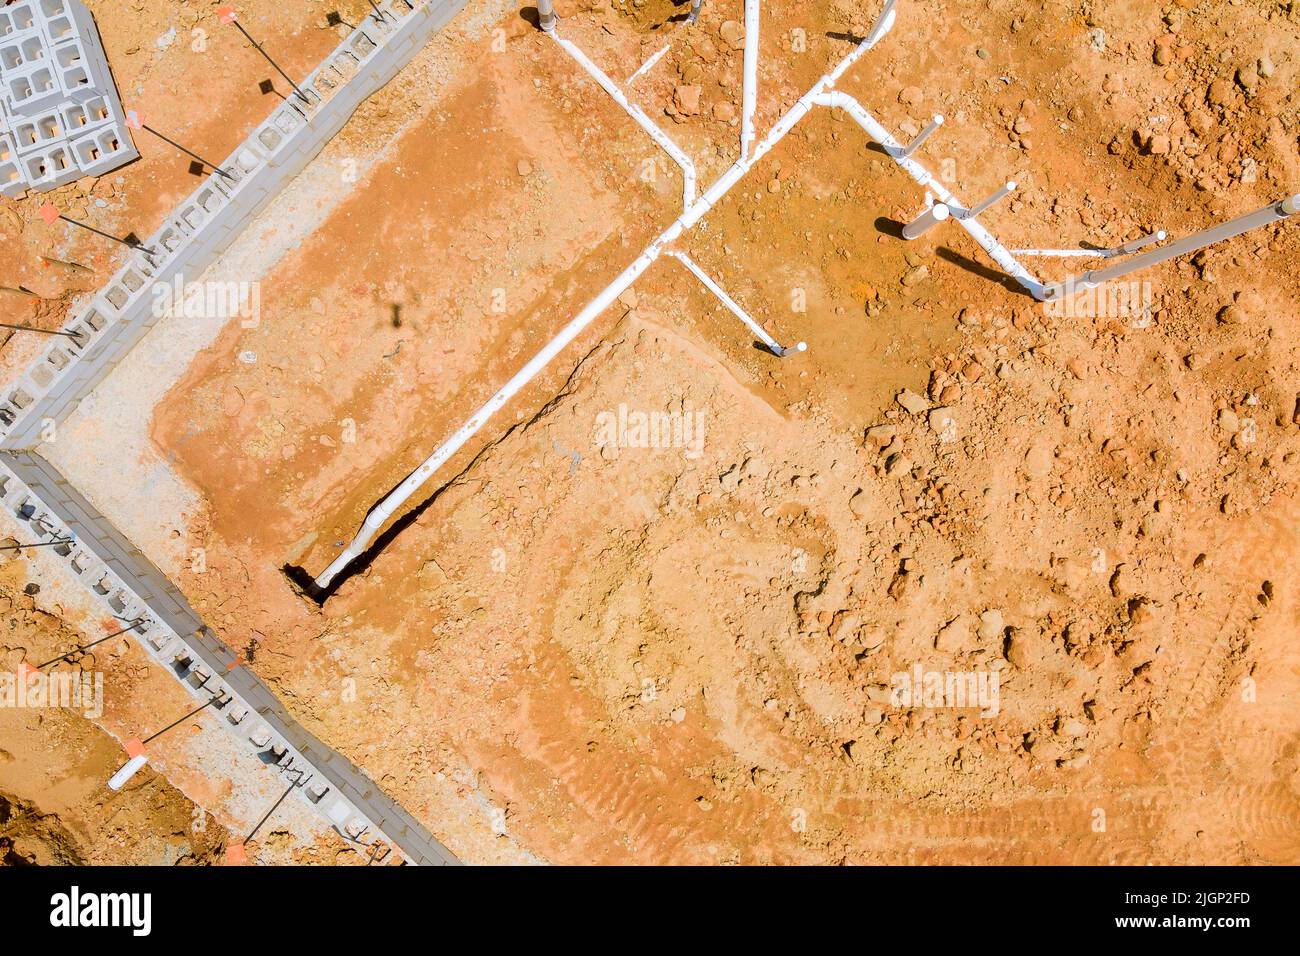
314 24 896 589
1114 229 1167 255
108 754 149 791
1013 230 1167 258
315 221 685 588
552 33 697 209
960 181 1016 220
815 90 1046 299
1046 194 1300 297
537 0 555 33
827 0 897 86
687 0 702 24
1011 248 1107 258
902 201 950 239
628 44 669 84
741 0 760 159
899 115 943 158
667 251 805 356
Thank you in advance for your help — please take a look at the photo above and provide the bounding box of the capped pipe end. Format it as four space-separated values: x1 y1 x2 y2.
1282 194 1300 216
108 754 149 791
1156 230 1168 241
933 114 945 125
1006 181 1018 191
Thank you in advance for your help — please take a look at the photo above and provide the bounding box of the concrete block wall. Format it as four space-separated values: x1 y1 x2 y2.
1 0 470 447
0 449 460 866
0 0 138 197
0 0 472 865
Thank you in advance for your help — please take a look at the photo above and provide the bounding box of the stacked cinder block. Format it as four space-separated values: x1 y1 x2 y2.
0 0 137 197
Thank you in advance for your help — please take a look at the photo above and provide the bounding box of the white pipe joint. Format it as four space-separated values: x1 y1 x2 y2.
902 202 950 240
537 0 556 33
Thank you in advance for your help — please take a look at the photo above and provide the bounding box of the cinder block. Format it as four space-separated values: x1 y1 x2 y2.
0 3 40 39
0 0 134 195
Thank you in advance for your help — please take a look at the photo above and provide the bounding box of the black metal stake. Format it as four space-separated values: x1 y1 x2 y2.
56 214 159 257
37 618 144 669
0 323 78 338
230 21 310 105
142 695 220 744
0 537 74 551
244 779 298 845
140 124 234 180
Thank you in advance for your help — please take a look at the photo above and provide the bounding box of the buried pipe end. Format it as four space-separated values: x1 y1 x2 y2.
282 563 331 605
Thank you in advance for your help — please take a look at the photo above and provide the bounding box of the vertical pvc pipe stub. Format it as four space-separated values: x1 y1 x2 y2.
902 202 950 240
537 0 556 32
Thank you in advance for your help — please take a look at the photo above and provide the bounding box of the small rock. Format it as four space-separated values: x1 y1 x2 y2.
896 389 929 414
1153 35 1176 66
719 20 744 49
865 423 896 446
901 264 930 286
1217 303 1247 325
516 159 533 177
1059 717 1088 738
848 489 871 519
885 453 912 477
1207 79 1233 107
674 84 702 116
928 406 956 437
898 85 922 107
935 616 972 653
977 609 1005 643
